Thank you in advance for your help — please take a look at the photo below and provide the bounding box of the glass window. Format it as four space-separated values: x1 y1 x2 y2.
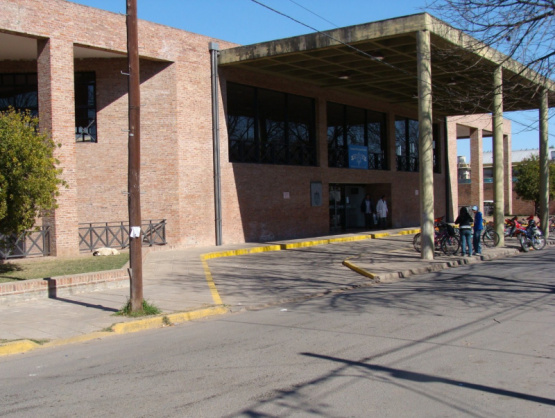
395 117 419 172
0 73 38 115
327 102 387 170
226 82 316 166
74 72 97 142
433 124 441 173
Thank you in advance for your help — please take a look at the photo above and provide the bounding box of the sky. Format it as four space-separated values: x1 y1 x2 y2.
70 0 555 160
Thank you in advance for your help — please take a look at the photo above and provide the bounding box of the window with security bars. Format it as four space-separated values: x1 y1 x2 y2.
327 102 388 170
74 72 97 143
395 117 419 172
0 73 38 114
0 71 97 143
226 82 316 166
395 117 441 173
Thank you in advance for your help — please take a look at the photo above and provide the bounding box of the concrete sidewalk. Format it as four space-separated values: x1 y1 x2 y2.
0 228 534 355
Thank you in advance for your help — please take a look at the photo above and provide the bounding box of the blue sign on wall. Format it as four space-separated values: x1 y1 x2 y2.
348 145 368 169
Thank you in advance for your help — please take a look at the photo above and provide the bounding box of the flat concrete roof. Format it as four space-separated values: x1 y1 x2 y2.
219 13 555 117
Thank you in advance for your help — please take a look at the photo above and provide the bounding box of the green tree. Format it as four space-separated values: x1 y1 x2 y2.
513 154 555 215
0 108 64 235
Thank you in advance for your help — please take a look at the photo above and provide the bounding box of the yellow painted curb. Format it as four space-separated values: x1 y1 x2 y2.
202 245 282 260
328 235 372 244
0 339 39 356
167 306 229 324
397 229 421 235
342 258 377 280
112 317 164 334
281 239 330 249
44 331 113 349
111 306 230 335
370 232 391 238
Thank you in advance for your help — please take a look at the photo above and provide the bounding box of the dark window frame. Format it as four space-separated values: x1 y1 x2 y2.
327 102 388 170
395 117 441 173
0 73 38 114
0 71 97 143
74 71 97 143
226 82 317 166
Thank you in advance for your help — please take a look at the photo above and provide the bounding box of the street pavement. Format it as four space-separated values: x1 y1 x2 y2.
0 227 535 354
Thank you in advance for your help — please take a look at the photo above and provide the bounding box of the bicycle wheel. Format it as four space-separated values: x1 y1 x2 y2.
482 228 499 248
532 234 546 250
413 233 421 252
441 234 460 256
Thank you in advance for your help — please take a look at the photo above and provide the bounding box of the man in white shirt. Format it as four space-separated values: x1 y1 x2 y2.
376 195 388 229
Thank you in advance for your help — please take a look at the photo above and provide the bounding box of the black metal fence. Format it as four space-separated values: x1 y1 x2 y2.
78 219 167 252
0 227 51 259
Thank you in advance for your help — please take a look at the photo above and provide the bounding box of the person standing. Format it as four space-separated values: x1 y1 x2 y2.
455 206 473 256
376 195 388 229
472 205 483 255
360 194 374 229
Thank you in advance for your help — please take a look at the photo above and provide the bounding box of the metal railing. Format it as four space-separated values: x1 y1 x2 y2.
0 227 51 259
79 219 167 252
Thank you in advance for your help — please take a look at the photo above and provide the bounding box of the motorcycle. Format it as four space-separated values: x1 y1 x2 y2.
519 216 546 252
504 216 525 239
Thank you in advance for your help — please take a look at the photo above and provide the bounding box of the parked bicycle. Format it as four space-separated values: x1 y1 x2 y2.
413 217 460 255
481 221 500 248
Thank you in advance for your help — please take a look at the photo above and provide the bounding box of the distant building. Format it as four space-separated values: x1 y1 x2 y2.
458 147 555 215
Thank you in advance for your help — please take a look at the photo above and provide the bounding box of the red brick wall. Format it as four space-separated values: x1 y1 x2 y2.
219 68 449 242
458 182 555 215
1 0 451 249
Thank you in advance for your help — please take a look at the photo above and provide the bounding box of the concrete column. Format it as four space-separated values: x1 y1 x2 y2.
539 88 549 238
492 66 505 246
37 38 80 257
446 119 459 221
470 128 483 210
417 30 434 260
503 134 513 215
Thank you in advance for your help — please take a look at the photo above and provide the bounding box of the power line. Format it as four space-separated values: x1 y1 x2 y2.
249 0 554 141
285 0 340 29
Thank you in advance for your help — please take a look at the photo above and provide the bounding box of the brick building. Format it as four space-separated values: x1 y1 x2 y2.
1 1 552 257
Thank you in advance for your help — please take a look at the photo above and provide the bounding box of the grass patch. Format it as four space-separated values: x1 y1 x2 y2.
114 299 161 317
29 339 50 345
0 253 129 283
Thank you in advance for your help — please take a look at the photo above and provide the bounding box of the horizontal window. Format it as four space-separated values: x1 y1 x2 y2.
227 82 316 166
327 102 387 170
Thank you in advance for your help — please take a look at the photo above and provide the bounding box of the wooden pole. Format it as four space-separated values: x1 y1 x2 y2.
127 0 143 311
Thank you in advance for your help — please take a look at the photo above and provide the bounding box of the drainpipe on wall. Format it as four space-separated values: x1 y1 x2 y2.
209 42 222 246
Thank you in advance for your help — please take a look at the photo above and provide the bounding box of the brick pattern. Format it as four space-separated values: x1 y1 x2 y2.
37 38 80 257
459 183 555 215
1 0 453 250
0 269 128 304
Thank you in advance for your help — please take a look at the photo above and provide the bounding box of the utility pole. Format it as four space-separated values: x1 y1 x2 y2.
126 0 143 311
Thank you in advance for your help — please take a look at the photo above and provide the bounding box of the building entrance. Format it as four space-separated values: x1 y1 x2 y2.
329 184 367 232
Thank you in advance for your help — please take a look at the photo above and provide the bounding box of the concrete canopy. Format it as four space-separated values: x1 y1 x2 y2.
219 13 555 116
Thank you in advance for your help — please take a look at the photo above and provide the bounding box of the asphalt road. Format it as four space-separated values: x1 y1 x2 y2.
1 247 554 417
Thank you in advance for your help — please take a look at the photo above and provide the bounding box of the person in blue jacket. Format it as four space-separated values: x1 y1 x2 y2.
472 205 483 255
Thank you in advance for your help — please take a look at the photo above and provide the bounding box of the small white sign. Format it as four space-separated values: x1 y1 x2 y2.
130 226 141 238
415 190 419 196
283 192 290 199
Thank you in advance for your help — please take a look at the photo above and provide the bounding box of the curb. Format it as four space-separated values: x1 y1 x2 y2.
0 306 230 357
343 247 521 283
